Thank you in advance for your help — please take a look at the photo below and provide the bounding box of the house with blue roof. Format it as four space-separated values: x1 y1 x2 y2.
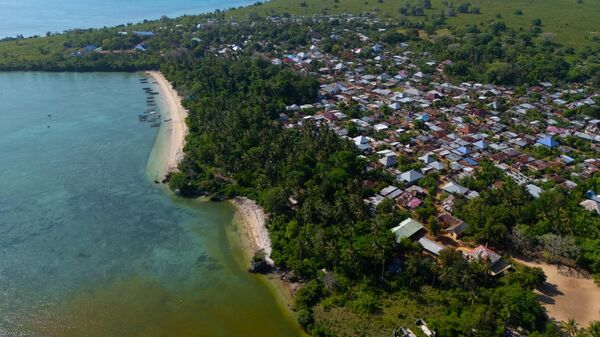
82 44 97 53
537 135 558 148
560 155 574 165
135 43 147 52
417 113 430 122
372 43 382 53
463 157 478 166
456 146 470 155
134 31 155 37
473 139 488 150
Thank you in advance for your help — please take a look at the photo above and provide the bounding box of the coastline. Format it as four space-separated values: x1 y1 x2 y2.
144 71 304 332
146 70 188 180
231 197 273 265
229 197 305 332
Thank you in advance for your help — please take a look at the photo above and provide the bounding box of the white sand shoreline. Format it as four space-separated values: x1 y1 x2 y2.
146 71 188 179
145 71 275 266
144 72 301 331
231 197 274 266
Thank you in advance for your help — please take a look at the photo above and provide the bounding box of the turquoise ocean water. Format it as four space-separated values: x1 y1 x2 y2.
0 72 301 337
0 0 254 38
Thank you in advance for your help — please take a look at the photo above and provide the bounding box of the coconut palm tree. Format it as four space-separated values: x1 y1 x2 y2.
560 318 580 337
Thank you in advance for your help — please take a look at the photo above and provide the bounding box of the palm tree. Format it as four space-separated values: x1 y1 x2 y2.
560 318 580 337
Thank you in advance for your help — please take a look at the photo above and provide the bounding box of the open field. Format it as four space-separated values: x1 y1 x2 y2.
440 0 600 49
231 0 600 48
514 257 600 326
314 289 445 337
0 35 67 68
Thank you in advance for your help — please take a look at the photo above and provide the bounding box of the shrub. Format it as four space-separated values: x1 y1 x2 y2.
297 308 314 328
294 280 323 309
350 290 381 314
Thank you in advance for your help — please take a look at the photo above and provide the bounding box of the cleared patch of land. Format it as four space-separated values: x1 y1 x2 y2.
313 289 446 337
514 257 600 326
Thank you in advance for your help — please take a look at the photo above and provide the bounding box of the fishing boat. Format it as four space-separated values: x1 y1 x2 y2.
163 118 172 122
150 122 161 127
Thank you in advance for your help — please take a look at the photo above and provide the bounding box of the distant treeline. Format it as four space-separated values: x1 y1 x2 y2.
0 11 598 85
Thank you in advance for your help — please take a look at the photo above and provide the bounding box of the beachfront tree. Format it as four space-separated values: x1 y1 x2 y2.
588 321 600 337
560 318 580 337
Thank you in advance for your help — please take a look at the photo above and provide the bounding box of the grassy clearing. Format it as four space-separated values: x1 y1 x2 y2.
313 288 446 337
231 0 600 49
438 0 600 49
0 35 68 66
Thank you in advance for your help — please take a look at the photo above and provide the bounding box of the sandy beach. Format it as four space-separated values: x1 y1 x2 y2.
230 197 305 326
231 197 274 266
514 257 600 326
145 72 272 261
146 71 188 177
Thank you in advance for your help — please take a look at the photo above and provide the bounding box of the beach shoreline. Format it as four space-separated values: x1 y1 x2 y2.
146 70 188 179
231 197 274 265
229 197 305 332
145 71 303 333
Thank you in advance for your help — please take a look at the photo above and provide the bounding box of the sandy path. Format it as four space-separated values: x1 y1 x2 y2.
146 71 188 176
514 257 600 326
232 197 274 265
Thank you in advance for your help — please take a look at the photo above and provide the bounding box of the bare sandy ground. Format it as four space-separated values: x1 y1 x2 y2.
514 257 600 326
231 197 274 266
146 71 188 176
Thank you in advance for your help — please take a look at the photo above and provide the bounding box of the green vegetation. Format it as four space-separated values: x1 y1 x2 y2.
165 57 391 280
231 0 600 48
160 55 590 336
455 161 600 276
2 14 598 86
0 0 598 74
1 0 599 336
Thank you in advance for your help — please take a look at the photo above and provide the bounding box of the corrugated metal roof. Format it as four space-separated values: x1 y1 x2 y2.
391 218 424 242
418 237 444 255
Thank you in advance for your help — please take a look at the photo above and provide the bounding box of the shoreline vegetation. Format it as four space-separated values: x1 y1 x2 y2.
150 68 300 323
148 69 278 271
148 69 275 265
